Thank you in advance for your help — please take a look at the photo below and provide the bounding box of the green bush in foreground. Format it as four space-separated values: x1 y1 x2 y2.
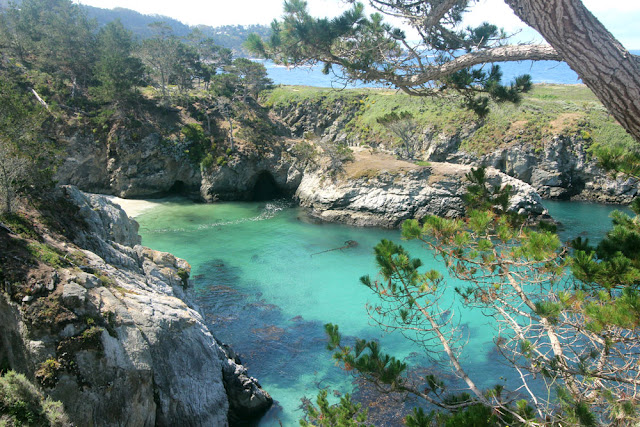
0 370 69 426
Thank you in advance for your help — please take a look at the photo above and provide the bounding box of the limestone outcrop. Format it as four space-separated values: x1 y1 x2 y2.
0 186 272 426
296 152 547 228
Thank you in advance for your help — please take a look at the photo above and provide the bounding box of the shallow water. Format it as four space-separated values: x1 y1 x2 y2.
136 199 629 425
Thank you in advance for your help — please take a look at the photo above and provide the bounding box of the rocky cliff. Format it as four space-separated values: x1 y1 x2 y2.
296 150 547 227
55 129 303 203
268 88 639 204
52 85 638 234
200 142 303 202
54 120 551 229
55 130 202 198
446 137 639 203
0 186 272 426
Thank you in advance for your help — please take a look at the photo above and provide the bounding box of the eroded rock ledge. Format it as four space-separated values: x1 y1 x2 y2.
0 186 271 426
296 150 547 228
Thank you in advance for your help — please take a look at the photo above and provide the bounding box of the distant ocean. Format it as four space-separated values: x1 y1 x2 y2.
259 50 640 87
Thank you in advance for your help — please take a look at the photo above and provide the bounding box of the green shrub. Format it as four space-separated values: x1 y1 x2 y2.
35 359 61 388
26 243 64 268
0 213 39 240
177 268 190 289
1 370 69 425
335 143 354 162
201 153 215 170
181 123 208 164
292 140 319 164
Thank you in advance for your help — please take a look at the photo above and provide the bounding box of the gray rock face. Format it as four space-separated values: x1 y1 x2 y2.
465 137 639 203
56 131 201 198
200 145 303 202
296 162 547 228
270 95 363 145
56 130 304 204
4 186 272 426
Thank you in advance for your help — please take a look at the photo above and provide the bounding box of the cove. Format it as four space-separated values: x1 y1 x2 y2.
135 199 627 425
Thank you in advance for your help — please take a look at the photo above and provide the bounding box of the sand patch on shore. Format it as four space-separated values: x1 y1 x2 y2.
103 196 163 218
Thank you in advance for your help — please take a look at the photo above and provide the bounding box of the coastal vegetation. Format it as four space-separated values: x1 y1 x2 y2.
252 0 640 424
0 370 69 426
250 0 640 143
318 168 640 425
264 84 634 157
0 0 280 207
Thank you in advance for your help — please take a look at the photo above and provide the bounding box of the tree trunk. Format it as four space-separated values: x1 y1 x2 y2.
505 0 640 143
160 69 167 99
228 115 234 151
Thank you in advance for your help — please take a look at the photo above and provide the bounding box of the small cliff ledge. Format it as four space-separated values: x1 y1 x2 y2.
0 186 271 426
296 150 547 228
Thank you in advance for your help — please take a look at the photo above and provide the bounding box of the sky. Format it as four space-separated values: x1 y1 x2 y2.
74 0 640 49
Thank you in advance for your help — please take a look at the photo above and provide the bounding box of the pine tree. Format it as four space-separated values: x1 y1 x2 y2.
312 167 640 425
92 20 145 104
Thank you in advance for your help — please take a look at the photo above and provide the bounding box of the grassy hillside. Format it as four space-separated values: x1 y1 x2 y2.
263 84 635 155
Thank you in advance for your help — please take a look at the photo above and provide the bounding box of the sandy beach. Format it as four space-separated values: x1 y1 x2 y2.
103 195 163 218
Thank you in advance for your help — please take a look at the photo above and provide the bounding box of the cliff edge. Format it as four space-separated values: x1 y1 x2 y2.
0 186 271 426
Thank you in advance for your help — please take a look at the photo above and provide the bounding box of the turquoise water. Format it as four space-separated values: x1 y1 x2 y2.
136 199 629 425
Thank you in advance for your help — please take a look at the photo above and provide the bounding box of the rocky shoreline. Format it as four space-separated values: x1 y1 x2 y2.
32 87 637 425
54 94 638 222
0 186 272 426
54 129 555 229
270 93 639 205
296 152 548 227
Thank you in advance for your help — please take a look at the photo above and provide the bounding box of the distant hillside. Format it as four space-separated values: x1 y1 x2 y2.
82 6 191 38
81 5 270 56
191 24 271 57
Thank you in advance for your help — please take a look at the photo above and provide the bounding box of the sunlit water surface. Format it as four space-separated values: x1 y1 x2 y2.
135 199 628 425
